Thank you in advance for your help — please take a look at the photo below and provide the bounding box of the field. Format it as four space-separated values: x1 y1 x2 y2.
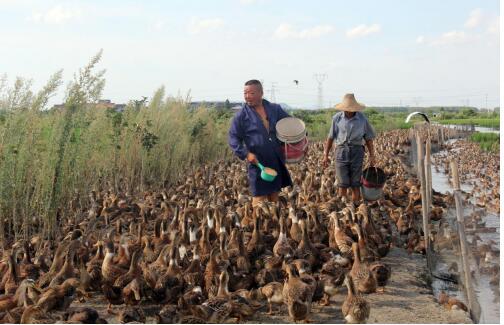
469 132 500 152
435 118 500 128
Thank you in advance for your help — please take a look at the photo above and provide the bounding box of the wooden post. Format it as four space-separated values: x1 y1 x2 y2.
424 137 432 255
450 160 480 322
438 128 444 146
416 133 431 272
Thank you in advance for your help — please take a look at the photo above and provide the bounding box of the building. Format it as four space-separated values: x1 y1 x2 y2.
51 99 126 112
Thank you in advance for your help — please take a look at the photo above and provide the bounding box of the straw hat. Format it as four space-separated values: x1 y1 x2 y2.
334 93 365 112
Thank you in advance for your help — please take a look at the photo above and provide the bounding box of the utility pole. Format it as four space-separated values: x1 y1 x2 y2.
314 73 327 109
270 82 277 103
413 97 421 108
485 93 488 111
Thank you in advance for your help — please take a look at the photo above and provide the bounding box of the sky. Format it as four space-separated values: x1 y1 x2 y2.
0 0 500 109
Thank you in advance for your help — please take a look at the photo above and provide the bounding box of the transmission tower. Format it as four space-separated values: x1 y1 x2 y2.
269 82 278 103
314 74 327 109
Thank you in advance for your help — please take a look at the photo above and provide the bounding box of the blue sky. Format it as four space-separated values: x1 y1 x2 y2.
0 0 500 108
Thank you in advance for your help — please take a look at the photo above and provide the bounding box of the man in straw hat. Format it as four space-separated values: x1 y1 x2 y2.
228 79 293 207
322 93 376 204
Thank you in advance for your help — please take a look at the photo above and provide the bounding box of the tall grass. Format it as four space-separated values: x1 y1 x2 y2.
468 132 500 152
0 52 231 242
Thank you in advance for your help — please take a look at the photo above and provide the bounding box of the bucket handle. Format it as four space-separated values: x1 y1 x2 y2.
364 166 379 184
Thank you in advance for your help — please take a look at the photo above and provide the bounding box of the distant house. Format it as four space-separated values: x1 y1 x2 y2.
51 99 126 112
190 101 243 111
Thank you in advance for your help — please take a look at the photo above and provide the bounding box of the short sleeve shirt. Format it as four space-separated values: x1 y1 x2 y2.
328 111 376 145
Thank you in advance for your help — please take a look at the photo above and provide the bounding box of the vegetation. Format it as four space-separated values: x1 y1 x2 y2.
468 132 500 152
0 52 231 241
291 108 411 140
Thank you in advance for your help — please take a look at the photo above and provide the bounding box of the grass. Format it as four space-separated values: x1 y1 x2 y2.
436 118 500 128
468 132 500 152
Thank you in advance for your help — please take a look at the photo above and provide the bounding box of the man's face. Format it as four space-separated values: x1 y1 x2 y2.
244 84 263 107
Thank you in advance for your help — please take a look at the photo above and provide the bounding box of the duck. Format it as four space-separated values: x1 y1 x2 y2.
101 281 124 314
342 274 370 324
295 219 321 270
154 245 185 303
36 278 80 312
18 241 40 281
114 250 143 288
0 250 19 295
101 240 128 284
438 290 468 311
0 279 40 313
273 214 294 258
369 261 391 293
319 261 346 306
48 245 78 287
20 305 60 324
63 307 104 323
282 263 314 323
349 243 377 294
257 282 284 315
289 206 302 243
117 306 146 324
246 210 265 259
331 212 354 259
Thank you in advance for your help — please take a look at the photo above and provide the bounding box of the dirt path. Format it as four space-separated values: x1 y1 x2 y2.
245 247 472 324
71 248 472 324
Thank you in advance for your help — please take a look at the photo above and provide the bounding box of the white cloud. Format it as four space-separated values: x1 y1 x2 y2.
239 0 257 4
273 23 334 39
154 20 166 31
464 8 483 28
416 36 425 44
346 24 381 38
189 18 224 34
487 17 499 34
429 30 467 46
29 5 81 24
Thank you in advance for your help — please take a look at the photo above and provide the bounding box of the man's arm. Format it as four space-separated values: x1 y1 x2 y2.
228 114 248 160
365 139 375 166
324 138 334 158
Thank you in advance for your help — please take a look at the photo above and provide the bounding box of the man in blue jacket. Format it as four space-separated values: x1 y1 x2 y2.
228 80 293 207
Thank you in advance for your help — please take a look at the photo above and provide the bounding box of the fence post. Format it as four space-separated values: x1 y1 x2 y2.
416 132 431 272
425 137 432 255
450 160 480 323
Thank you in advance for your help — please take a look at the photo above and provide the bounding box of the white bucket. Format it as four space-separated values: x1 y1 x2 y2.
276 117 308 164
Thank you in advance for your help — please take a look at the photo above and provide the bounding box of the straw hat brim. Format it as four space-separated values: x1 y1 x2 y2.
334 102 365 112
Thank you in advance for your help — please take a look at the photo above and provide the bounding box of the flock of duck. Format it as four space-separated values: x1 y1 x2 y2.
431 135 500 293
0 128 483 323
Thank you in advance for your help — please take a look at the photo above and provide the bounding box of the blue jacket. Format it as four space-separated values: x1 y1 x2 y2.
228 99 293 196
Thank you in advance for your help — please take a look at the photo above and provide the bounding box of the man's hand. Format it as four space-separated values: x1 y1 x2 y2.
369 154 376 167
247 152 258 165
322 155 330 168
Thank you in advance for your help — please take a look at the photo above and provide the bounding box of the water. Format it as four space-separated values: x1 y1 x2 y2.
440 124 500 134
430 144 500 324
